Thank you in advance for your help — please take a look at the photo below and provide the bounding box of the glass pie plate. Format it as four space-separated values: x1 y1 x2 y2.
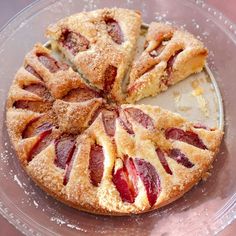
0 0 235 235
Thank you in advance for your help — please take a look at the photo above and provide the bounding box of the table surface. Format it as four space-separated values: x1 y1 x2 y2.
0 0 235 235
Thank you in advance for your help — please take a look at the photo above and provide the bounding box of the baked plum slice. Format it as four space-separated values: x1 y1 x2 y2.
22 115 56 162
63 145 78 185
22 117 53 139
102 110 118 137
103 65 117 93
124 107 155 130
105 18 124 44
37 53 69 73
27 123 54 162
25 65 43 80
54 135 76 169
89 143 105 187
112 157 138 203
193 123 210 130
156 148 172 175
169 148 194 168
166 49 183 77
134 158 161 207
23 84 52 101
118 109 134 135
113 157 161 206
14 83 53 113
60 29 90 55
165 128 207 150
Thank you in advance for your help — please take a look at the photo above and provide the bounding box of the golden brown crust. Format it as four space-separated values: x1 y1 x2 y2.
6 9 223 216
53 98 104 134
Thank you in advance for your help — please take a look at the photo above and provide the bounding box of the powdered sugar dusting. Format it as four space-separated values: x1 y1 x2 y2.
50 216 88 232
50 217 66 225
13 175 23 188
82 0 97 11
33 200 39 208
67 223 88 232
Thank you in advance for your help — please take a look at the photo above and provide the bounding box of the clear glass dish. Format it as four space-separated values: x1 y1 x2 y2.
0 0 235 235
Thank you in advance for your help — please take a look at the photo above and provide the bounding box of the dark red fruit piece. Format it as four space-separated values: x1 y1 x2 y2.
37 53 69 73
103 65 117 93
118 118 134 135
23 84 52 101
105 18 123 44
63 145 78 185
170 148 194 168
124 157 138 196
22 119 53 139
112 158 138 203
25 120 54 161
63 162 72 185
13 100 52 113
156 148 172 175
134 158 161 207
166 49 183 77
35 122 54 135
165 128 207 150
25 65 43 80
118 109 134 135
102 110 118 137
113 167 134 203
60 29 90 55
22 117 40 139
54 135 76 170
124 108 155 130
62 87 99 102
89 144 104 187
28 129 53 162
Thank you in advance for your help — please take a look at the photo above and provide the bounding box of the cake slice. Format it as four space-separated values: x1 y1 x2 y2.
127 22 208 103
46 8 142 103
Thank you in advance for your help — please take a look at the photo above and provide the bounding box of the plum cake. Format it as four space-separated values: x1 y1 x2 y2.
6 8 223 215
127 22 208 103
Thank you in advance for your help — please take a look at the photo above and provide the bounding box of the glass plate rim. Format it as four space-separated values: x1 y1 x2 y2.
0 0 235 235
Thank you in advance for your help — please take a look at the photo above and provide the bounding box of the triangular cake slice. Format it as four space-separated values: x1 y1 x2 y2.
127 22 208 103
46 8 141 103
